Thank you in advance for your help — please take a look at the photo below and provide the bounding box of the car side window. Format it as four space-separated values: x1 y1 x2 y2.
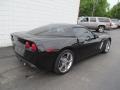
74 27 94 40
98 18 110 22
81 17 89 22
90 17 96 22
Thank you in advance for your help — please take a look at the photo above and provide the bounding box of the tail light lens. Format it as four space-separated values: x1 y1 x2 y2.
31 43 37 52
25 41 37 52
25 41 30 48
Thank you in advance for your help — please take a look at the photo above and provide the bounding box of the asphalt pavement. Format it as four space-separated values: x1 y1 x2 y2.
0 29 120 90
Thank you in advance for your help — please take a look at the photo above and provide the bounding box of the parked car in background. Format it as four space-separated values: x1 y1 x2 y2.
11 24 111 74
111 22 118 29
111 19 119 28
78 17 112 32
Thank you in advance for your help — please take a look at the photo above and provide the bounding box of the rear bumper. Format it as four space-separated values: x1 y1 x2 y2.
15 51 58 71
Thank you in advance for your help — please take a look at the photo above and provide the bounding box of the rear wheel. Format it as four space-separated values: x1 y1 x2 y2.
97 26 105 32
54 49 74 74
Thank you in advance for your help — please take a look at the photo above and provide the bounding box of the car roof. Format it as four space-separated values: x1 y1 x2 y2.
80 16 110 19
47 24 85 28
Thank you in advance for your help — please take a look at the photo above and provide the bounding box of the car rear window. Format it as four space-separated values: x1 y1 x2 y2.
27 25 74 37
98 18 110 22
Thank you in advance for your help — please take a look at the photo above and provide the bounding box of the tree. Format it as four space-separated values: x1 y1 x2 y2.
79 0 94 16
110 2 120 19
94 0 109 16
79 0 109 17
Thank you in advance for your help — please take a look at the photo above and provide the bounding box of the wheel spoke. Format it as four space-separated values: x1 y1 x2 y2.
64 64 68 71
66 53 70 60
67 58 73 63
59 63 65 71
105 41 110 52
67 53 73 62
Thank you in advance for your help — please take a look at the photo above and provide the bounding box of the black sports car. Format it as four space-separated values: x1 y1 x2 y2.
11 24 111 74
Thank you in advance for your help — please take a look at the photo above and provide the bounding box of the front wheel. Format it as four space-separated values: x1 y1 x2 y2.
54 49 74 74
102 40 111 53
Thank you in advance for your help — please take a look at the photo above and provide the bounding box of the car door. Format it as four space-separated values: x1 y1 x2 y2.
89 17 98 29
74 27 100 59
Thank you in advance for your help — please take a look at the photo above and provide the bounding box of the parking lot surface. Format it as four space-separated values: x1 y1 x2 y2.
0 29 120 90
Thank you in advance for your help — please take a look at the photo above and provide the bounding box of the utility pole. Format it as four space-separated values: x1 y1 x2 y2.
92 0 98 16
92 0 95 16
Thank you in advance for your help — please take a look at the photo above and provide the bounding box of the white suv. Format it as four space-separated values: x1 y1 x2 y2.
78 17 112 32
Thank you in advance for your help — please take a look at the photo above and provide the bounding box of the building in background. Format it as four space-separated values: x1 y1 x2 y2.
0 0 80 47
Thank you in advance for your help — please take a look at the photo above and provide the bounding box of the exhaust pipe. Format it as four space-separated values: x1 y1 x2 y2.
23 63 26 66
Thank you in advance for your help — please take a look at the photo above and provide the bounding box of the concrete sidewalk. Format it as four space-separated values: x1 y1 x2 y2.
0 46 15 58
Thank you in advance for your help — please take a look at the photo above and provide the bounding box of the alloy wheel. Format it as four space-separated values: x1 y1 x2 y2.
105 41 111 52
58 51 73 73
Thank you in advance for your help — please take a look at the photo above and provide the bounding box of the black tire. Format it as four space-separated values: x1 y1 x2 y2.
54 49 74 74
102 40 111 53
97 26 105 32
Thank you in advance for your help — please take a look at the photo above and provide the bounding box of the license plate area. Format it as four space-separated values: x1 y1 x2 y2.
15 46 25 56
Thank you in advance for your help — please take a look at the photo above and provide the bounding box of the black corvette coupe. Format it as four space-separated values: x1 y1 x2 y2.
11 24 111 74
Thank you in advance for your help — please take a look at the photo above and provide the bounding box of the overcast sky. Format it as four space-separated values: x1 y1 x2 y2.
107 0 118 8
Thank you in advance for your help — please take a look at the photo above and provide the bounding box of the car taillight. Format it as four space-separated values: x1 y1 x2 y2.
25 41 37 52
31 43 37 52
106 23 112 26
110 23 112 26
25 41 30 48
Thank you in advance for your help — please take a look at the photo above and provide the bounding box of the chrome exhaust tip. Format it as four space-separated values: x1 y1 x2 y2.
23 63 26 66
